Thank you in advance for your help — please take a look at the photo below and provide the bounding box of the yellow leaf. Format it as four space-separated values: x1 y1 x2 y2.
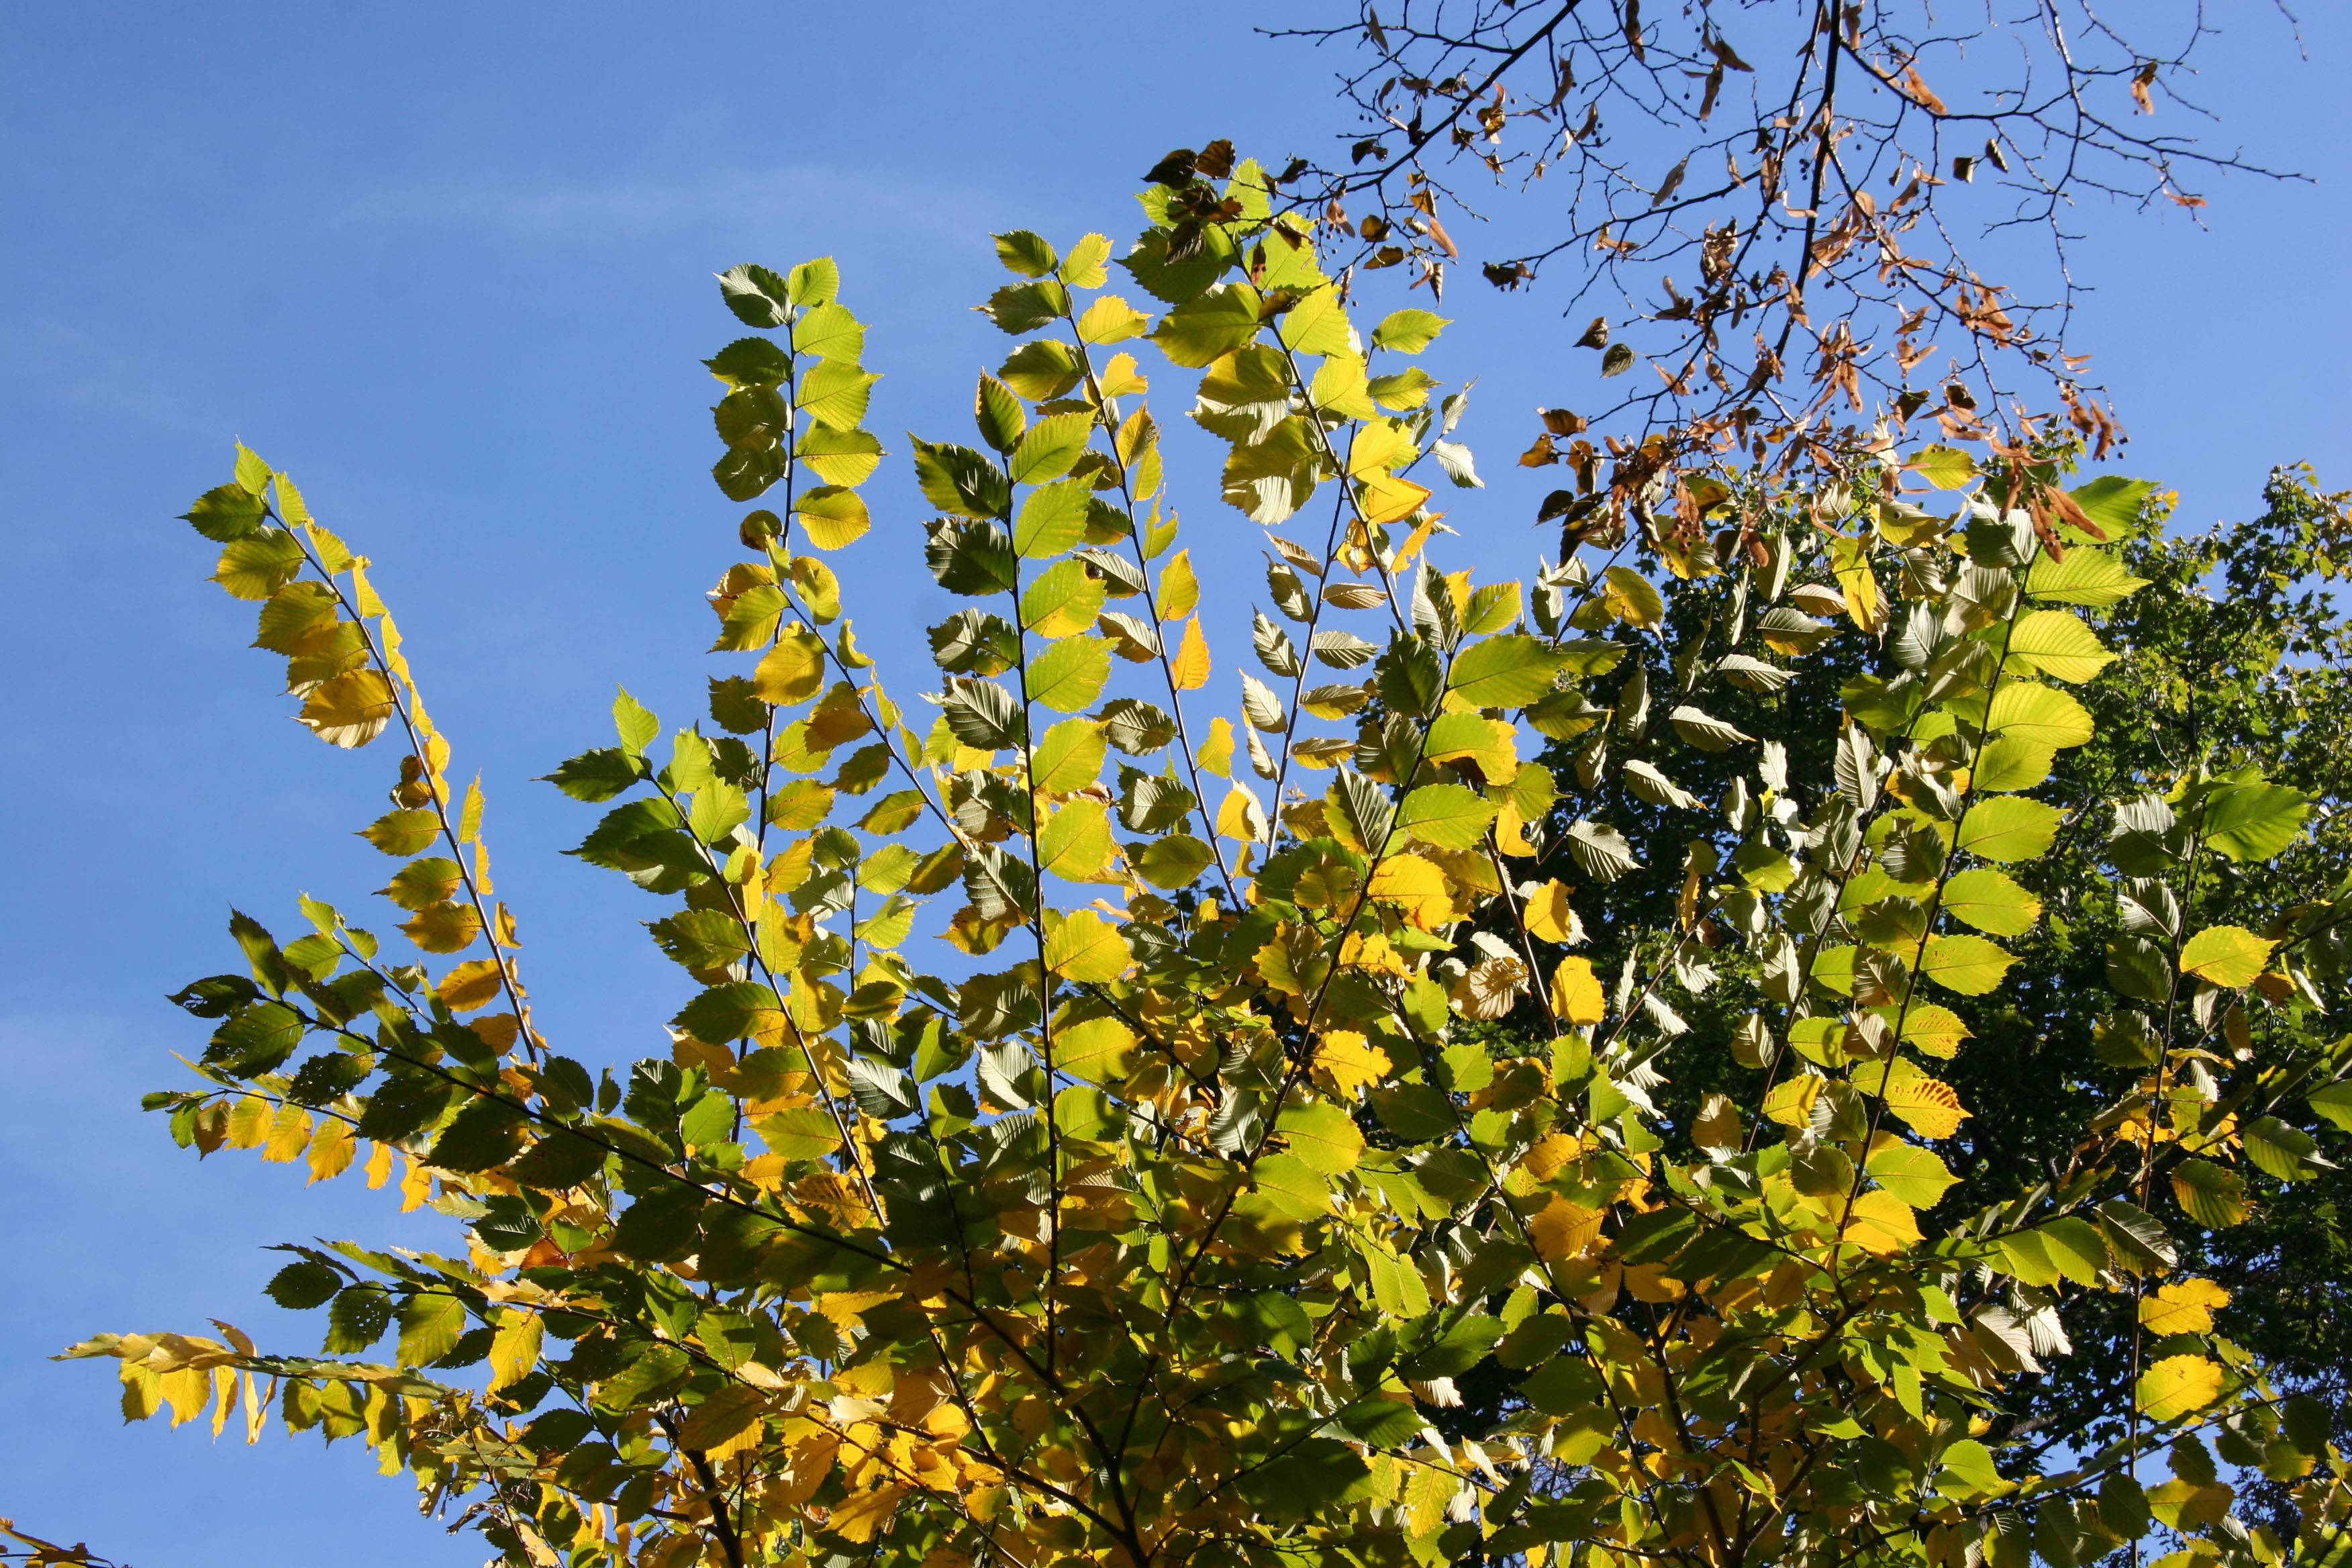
1529 1197 1604 1261
1524 881 1583 945
2140 1278 2231 1336
1548 957 1606 1027
1311 1030 1392 1098
1357 471 1431 525
1366 854 1457 932
1158 549 1199 622
487 1313 543 1391
437 959 505 1014
1044 910 1132 983
2137 1355 2224 1422
1842 1189 1922 1255
1197 715 1234 779
1170 616 1211 690
830 1484 908 1545
1216 783 1268 844
262 1104 311 1164
1346 419 1412 478
305 1120 355 1184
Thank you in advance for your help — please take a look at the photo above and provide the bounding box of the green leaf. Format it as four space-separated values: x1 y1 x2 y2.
429 1097 530 1173
1984 682 2094 748
185 483 269 543
913 441 1012 520
1955 798 2063 863
397 1293 469 1367
1014 479 1091 559
1032 719 1106 795
2197 775 2310 862
1919 934 2015 995
2171 1159 2250 1228
1371 309 1449 353
999 339 1083 401
993 230 1059 278
2178 925 2275 989
756 1107 842 1162
1278 285 1355 357
1395 783 1497 850
2067 475 2159 538
1133 834 1215 889
1020 558 1108 637
1277 1101 1365 1174
1969 735 2056 793
2309 1081 2352 1134
1026 636 1112 714
2243 1116 2321 1181
266 1259 344 1310
1446 635 1565 707
2035 1216 2110 1283
979 279 1069 334
1939 869 2042 937
1867 1143 1957 1207
1151 283 1262 368
1009 412 1095 485
716 262 792 328
787 257 839 307
2006 610 2115 684
974 373 1026 454
2024 547 2148 607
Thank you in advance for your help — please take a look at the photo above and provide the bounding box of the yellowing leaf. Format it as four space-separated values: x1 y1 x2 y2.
1157 550 1200 621
1909 446 1977 490
298 671 397 748
794 486 871 550
754 628 828 705
1058 1016 1139 1083
487 1313 543 1391
1549 956 1606 1027
2137 1355 2224 1422
1529 1197 1604 1261
1898 1003 1971 1059
1367 855 1457 932
2179 925 2276 989
1044 910 1132 983
1919 934 2015 996
436 959 506 1014
1170 616 1212 691
1600 566 1663 629
2008 609 2115 683
1843 1189 1922 1254
1424 712 1517 783
2140 1279 2230 1336
1311 1030 1392 1098
1873 1059 1969 1138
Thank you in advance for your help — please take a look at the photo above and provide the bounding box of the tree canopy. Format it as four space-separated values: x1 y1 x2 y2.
44 146 2352 1568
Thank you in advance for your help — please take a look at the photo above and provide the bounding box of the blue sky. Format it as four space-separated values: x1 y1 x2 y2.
2 5 2345 1561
